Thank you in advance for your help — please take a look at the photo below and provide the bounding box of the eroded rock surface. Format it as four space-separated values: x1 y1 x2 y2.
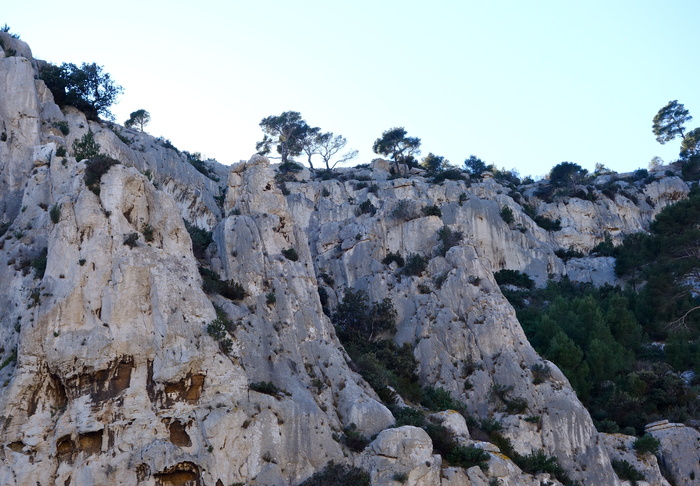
0 32 696 485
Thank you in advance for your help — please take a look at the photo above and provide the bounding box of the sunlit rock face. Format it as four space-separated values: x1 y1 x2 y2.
0 32 691 485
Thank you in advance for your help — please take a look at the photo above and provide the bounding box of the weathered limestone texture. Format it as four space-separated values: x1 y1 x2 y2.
0 32 695 485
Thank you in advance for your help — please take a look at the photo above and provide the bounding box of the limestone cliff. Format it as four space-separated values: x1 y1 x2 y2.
0 32 695 485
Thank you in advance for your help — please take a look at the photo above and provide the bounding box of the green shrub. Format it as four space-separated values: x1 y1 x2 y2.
611 459 645 483
403 253 428 276
299 461 370 486
279 161 303 173
49 204 61 224
52 121 70 135
633 434 660 455
382 251 405 267
55 146 67 157
266 292 276 305
549 162 588 187
421 386 467 415
199 267 245 300
334 288 396 341
437 225 463 257
123 233 139 248
207 317 233 354
141 223 154 242
340 424 370 452
0 350 17 372
591 233 616 256
184 221 213 260
514 450 568 481
391 407 425 427
555 247 584 261
249 381 284 396
531 363 551 384
500 206 515 224
73 129 102 161
355 200 377 216
391 200 416 221
84 156 119 195
432 168 466 183
494 269 534 289
425 423 489 470
31 248 48 279
534 214 561 231
422 205 442 217
184 151 219 180
282 248 299 261
492 384 528 414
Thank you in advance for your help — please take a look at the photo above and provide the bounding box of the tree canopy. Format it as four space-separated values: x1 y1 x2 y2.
680 127 700 158
372 127 421 172
653 100 692 145
256 111 310 164
124 109 151 132
40 62 122 120
302 130 357 170
463 155 489 176
421 153 448 174
549 161 588 187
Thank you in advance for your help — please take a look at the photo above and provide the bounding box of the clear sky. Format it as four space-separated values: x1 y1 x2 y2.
5 1 700 177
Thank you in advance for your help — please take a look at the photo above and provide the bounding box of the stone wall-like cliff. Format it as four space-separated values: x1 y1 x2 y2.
0 33 697 485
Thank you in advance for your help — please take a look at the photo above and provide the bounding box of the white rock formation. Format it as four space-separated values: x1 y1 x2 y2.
647 421 700 486
0 31 698 486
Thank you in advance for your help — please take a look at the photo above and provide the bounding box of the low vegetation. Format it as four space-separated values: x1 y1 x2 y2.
84 155 120 195
299 462 370 486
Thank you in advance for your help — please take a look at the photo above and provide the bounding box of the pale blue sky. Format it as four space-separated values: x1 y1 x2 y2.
5 1 700 177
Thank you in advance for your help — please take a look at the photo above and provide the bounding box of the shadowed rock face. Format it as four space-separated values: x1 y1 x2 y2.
0 31 694 486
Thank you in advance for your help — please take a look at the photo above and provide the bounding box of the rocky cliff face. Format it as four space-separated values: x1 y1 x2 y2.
0 33 696 486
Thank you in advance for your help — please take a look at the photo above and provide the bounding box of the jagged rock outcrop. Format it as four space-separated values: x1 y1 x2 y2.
0 32 694 485
646 421 700 486
602 433 671 486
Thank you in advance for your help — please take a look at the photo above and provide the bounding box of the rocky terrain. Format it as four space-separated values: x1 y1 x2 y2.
0 32 698 485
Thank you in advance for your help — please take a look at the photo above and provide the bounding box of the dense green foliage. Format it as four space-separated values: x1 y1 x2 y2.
421 153 448 174
494 269 534 289
198 267 245 300
256 111 310 163
549 162 588 187
503 274 700 433
463 155 488 176
402 253 428 276
633 434 660 454
611 459 645 484
514 450 574 485
616 185 700 339
84 155 119 195
206 309 233 354
372 127 421 171
249 381 284 396
500 206 515 224
425 423 490 470
508 185 700 430
184 221 213 259
124 109 150 132
40 62 122 120
73 129 103 162
334 288 396 342
652 100 693 146
437 225 463 257
299 462 370 486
